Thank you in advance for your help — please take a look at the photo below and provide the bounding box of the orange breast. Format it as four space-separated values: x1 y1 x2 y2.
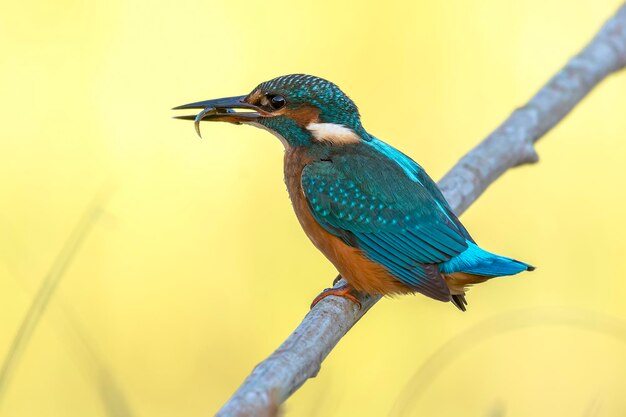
283 148 414 296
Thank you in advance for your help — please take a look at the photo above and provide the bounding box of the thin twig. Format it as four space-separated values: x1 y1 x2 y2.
0 192 109 409
215 4 626 416
61 302 136 417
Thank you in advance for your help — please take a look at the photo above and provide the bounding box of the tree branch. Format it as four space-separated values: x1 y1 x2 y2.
215 4 626 416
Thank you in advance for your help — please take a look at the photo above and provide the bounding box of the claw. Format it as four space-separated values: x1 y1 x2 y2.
310 284 361 309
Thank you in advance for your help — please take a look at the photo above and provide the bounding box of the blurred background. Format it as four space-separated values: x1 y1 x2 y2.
2 0 626 416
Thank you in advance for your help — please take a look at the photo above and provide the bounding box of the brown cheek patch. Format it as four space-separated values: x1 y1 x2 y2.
284 106 320 127
245 92 318 125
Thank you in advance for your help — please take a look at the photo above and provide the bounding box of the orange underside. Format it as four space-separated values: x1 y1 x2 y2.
319 233 417 295
444 271 490 295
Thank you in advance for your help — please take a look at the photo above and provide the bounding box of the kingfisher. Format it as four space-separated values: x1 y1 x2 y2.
174 74 533 311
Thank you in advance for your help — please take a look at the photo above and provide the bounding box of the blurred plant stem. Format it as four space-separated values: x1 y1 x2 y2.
391 308 626 416
60 300 135 417
0 191 110 409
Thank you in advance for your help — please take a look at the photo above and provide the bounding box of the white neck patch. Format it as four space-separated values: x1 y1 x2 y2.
306 122 361 145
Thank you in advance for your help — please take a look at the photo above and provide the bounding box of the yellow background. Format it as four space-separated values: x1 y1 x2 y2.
2 1 626 416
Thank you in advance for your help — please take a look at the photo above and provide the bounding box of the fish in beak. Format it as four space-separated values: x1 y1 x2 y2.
173 95 267 138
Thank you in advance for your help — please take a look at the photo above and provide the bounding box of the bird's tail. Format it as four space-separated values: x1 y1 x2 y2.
440 242 534 311
440 242 534 277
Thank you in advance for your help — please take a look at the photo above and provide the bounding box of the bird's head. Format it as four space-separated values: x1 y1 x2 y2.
174 74 369 147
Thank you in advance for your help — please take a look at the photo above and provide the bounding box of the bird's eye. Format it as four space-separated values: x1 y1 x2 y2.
268 94 286 110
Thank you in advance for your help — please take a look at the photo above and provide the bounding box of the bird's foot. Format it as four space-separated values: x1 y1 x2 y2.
310 283 361 309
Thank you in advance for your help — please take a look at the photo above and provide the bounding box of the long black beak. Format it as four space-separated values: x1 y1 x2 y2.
172 95 264 138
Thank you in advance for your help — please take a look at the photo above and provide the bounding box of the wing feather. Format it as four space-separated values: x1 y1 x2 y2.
301 151 469 299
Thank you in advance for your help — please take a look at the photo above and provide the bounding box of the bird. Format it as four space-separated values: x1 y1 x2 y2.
173 74 534 311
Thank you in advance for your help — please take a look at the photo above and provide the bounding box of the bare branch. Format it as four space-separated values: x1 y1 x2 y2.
215 4 626 416
440 3 626 214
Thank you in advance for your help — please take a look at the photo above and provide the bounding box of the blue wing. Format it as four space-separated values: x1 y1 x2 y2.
301 146 469 300
364 139 533 277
